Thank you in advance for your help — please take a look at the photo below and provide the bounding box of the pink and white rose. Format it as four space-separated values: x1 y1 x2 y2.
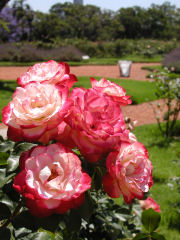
139 197 160 212
17 60 77 88
65 87 128 162
13 143 91 217
2 82 70 143
103 142 153 203
91 78 132 105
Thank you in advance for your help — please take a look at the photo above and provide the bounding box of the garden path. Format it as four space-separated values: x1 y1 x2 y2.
0 63 160 81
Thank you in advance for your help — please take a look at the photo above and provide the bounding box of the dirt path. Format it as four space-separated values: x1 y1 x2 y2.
122 99 179 126
0 63 160 81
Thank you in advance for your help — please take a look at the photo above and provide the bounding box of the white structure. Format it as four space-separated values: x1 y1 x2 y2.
74 0 83 5
82 55 90 60
118 60 132 77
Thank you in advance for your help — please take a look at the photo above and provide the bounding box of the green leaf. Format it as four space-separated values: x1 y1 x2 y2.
55 232 63 240
142 209 161 233
0 173 16 188
14 142 36 156
14 227 32 239
0 227 11 240
17 232 52 240
0 152 9 165
0 194 14 211
58 221 66 231
0 169 6 182
33 232 52 240
6 142 36 172
0 141 14 152
133 232 150 240
7 155 19 172
151 232 166 240
110 222 122 231
0 202 11 220
114 213 131 222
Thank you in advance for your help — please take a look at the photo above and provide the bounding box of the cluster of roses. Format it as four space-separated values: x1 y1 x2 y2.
2 60 153 217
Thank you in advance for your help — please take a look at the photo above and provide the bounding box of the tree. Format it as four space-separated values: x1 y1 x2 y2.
117 7 146 38
0 0 34 42
12 0 34 40
32 11 72 41
147 2 177 39
50 3 102 40
98 10 123 40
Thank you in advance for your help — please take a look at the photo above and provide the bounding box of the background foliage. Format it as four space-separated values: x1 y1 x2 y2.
0 1 180 42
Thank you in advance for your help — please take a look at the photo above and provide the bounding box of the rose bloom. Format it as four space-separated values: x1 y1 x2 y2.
103 142 153 203
91 78 132 106
2 82 70 143
139 197 160 212
17 60 77 88
13 143 91 217
65 87 128 162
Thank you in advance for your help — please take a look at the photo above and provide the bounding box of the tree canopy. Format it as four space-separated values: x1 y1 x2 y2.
0 0 179 42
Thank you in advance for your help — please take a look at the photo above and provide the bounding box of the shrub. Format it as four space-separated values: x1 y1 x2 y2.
0 43 83 62
16 44 43 62
51 45 83 61
0 40 179 62
0 43 19 61
163 48 180 73
153 74 180 138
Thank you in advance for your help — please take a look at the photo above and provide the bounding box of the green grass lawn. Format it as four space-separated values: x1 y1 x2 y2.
0 55 162 67
134 122 180 240
0 77 158 121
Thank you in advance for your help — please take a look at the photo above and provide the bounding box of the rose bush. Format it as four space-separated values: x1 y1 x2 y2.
0 60 161 240
103 142 153 203
2 81 71 143
17 60 77 88
13 143 91 217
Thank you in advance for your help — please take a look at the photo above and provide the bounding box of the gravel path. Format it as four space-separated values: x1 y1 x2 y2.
0 62 179 135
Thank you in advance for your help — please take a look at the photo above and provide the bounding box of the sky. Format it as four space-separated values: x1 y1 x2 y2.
8 0 180 13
